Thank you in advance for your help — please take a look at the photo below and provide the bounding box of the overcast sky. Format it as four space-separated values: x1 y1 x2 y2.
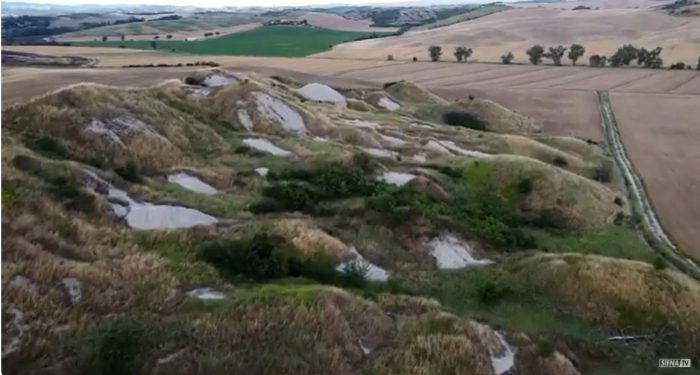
7 0 504 8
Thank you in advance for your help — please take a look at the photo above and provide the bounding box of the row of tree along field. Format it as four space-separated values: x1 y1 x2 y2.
421 44 700 70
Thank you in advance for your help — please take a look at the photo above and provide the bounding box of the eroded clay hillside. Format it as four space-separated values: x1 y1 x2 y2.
2 70 699 374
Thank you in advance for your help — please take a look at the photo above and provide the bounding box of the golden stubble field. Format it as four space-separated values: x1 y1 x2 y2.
610 93 700 259
315 4 700 66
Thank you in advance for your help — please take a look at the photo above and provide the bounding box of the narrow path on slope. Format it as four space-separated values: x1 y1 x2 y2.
596 90 700 279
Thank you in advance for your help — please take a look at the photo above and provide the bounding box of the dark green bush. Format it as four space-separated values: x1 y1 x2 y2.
339 261 369 288
198 235 341 284
552 156 568 167
47 176 97 214
592 162 612 183
12 155 45 175
95 318 150 375
260 181 318 212
476 279 514 306
433 165 463 178
383 81 399 89
516 178 533 195
198 235 290 281
26 136 69 159
184 76 203 85
653 256 667 270
255 163 384 213
442 111 487 130
114 161 142 183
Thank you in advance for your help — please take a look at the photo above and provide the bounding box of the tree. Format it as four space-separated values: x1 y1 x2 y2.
428 45 443 62
101 35 108 42
453 46 473 62
637 47 663 68
589 54 607 67
544 45 567 66
501 52 514 64
166 34 173 39
610 44 639 67
697 54 700 70
568 43 585 65
150 41 157 49
526 45 545 65
120 34 125 41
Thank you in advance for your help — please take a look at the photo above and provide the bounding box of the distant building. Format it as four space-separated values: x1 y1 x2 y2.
265 19 308 26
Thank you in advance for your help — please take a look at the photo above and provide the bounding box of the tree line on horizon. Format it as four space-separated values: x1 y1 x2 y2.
423 44 700 70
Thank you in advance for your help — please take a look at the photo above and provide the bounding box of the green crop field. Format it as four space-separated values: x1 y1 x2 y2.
71 25 391 57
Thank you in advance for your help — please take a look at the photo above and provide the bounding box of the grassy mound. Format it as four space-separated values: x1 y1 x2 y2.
502 253 700 353
462 155 621 229
3 84 228 173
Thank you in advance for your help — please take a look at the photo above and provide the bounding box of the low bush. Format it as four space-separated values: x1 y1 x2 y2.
114 161 142 183
552 156 568 167
198 234 345 284
442 111 487 130
476 279 515 306
26 136 69 159
592 162 612 183
516 178 534 195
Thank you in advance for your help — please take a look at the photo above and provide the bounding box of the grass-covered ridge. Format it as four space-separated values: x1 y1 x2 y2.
3 70 699 374
71 25 393 57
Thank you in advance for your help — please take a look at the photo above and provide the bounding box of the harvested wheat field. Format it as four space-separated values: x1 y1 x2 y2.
610 92 700 259
286 11 398 32
58 22 263 42
316 6 700 65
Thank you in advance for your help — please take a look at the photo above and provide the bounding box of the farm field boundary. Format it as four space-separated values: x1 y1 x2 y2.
597 90 700 279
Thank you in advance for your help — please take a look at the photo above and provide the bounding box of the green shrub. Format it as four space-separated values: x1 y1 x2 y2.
516 178 533 195
442 111 487 130
383 81 399 89
553 156 568 167
198 235 290 281
339 261 369 288
476 278 514 306
1 180 21 208
198 235 341 284
95 318 150 375
26 136 69 159
184 76 203 85
433 165 463 178
12 155 45 176
261 181 319 212
254 163 384 213
653 256 667 270
114 161 142 183
592 161 612 183
47 176 97 214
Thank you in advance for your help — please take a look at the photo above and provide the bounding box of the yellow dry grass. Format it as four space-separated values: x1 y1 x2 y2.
2 146 178 359
271 219 353 261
